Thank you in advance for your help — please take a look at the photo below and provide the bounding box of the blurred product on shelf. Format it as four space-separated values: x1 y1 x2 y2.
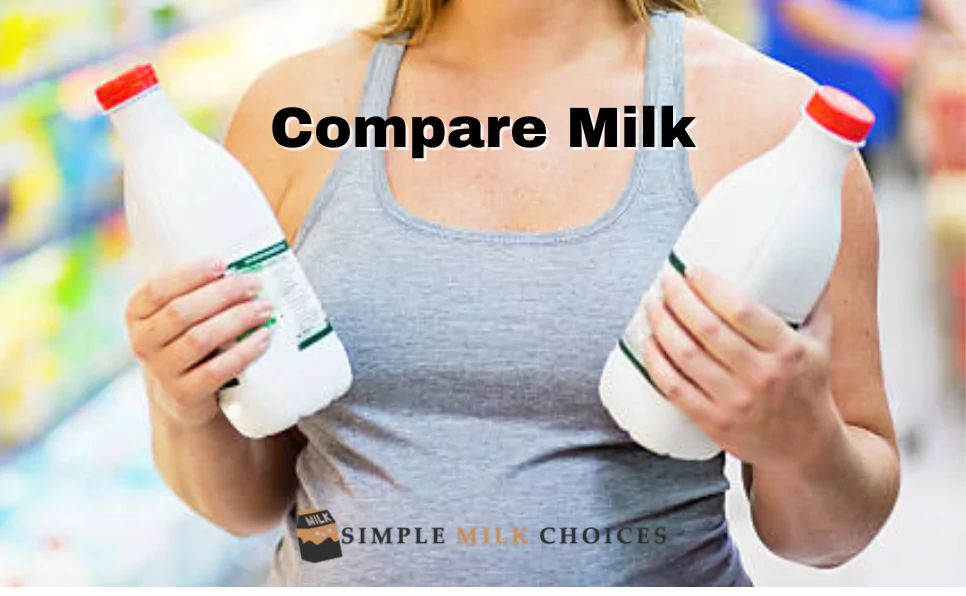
758 0 923 150
0 144 20 244
0 213 132 447
913 28 966 173
0 0 257 92
912 17 966 390
927 173 966 381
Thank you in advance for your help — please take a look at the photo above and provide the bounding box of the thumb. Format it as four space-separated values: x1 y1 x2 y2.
801 289 833 346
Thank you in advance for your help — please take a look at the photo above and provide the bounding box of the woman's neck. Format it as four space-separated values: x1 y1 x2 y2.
425 0 640 73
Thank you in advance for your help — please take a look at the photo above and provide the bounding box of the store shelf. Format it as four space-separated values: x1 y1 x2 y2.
0 0 272 103
0 355 131 465
0 200 123 270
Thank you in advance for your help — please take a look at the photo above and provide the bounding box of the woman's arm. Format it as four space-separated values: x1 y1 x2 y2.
642 154 898 567
150 387 306 536
674 19 900 568
739 156 899 567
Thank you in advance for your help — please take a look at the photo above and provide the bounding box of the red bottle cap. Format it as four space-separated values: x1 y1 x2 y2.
805 86 876 143
95 64 159 111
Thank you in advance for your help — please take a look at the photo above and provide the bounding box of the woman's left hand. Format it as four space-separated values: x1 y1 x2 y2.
640 267 845 472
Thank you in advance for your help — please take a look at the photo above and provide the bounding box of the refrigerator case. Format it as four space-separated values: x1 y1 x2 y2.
0 369 278 586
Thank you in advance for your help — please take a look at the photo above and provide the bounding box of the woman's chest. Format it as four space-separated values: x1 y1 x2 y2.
384 133 636 234
294 193 688 420
384 60 643 234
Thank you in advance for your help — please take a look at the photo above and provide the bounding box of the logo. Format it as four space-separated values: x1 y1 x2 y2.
297 509 342 563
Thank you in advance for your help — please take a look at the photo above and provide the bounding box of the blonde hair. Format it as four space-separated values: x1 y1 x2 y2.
369 0 703 43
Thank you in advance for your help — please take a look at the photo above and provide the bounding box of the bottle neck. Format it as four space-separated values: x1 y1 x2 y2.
108 87 182 144
780 113 859 183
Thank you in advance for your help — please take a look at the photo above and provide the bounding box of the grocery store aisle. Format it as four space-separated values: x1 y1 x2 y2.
726 160 966 586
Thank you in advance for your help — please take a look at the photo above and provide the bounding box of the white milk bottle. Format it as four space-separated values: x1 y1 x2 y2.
96 64 352 439
600 86 875 460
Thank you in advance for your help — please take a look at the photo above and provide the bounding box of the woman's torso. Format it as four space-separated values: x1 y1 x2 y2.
268 11 750 586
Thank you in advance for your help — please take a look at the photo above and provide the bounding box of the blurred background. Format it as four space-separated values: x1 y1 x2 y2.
0 0 962 587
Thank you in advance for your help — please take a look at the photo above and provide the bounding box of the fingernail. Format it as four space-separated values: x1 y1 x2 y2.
255 299 274 317
209 259 226 275
244 276 262 296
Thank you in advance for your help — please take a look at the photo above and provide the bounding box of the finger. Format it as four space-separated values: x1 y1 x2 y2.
180 327 272 397
640 335 720 429
141 274 262 349
127 258 225 320
685 267 792 352
659 268 760 374
801 288 833 345
159 299 275 374
645 293 737 401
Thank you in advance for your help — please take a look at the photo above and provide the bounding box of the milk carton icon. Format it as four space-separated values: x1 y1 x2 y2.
297 509 343 563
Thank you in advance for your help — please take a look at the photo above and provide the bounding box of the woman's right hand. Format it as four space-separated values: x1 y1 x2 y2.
125 258 274 429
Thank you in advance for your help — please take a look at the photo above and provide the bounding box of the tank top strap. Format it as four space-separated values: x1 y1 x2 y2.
645 11 685 112
293 34 409 253
641 10 698 205
357 34 409 122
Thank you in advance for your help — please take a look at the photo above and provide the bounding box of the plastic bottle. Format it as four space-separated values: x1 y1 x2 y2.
95 64 352 439
600 86 875 460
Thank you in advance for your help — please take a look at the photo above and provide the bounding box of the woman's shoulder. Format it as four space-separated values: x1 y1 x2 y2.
681 16 819 195
224 32 378 239
253 32 377 118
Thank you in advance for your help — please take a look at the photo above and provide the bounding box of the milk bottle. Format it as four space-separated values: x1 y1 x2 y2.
600 86 875 460
96 64 352 438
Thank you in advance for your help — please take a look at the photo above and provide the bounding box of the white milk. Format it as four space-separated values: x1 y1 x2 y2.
600 87 875 460
97 64 352 439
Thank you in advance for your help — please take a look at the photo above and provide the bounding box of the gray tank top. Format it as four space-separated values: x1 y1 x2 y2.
269 11 750 586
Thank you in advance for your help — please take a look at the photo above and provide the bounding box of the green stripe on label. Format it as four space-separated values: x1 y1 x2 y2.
298 323 334 351
236 316 278 342
618 338 662 396
227 240 289 271
668 251 687 276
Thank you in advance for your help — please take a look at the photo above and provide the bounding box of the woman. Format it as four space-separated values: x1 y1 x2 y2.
125 0 900 586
